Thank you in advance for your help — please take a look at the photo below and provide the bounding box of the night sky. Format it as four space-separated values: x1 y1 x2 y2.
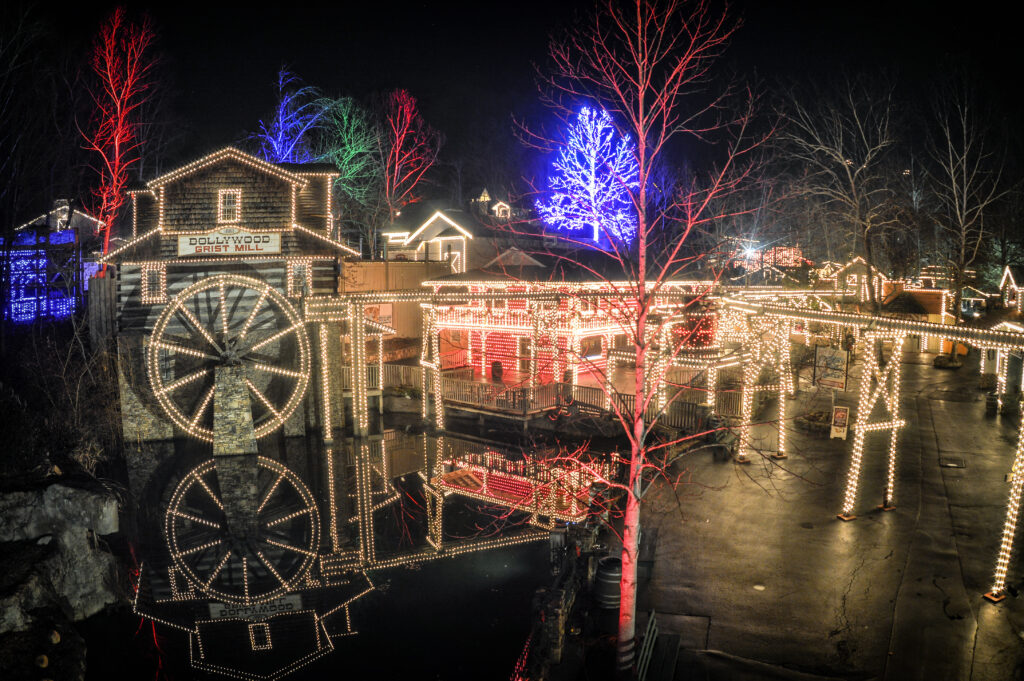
42 1 1024 163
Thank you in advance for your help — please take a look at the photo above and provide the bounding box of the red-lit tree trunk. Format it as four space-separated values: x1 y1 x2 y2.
532 1 768 672
379 89 441 222
83 6 155 270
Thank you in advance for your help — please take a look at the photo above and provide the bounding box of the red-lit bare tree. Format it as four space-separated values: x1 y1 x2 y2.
82 6 156 269
526 0 769 670
378 89 442 223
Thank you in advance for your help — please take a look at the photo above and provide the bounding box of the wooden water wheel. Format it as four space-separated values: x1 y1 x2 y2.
145 273 310 441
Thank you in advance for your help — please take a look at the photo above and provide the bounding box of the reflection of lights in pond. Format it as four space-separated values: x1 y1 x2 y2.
133 430 605 680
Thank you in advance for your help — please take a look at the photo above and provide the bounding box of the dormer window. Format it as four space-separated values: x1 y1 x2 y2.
218 188 242 223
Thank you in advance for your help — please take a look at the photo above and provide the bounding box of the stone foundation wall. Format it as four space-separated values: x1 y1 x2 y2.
117 335 173 443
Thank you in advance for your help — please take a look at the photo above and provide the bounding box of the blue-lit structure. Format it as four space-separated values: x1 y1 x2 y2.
536 106 640 245
2 202 101 324
2 229 79 322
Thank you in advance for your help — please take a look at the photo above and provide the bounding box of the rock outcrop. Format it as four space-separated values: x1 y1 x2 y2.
0 483 121 634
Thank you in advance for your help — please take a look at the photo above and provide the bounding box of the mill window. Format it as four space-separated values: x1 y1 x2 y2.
218 188 242 223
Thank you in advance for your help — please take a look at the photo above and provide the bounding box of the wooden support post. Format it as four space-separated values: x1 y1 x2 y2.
840 332 905 519
421 307 431 422
773 323 791 460
354 440 376 564
987 402 1024 601
350 301 369 438
431 309 444 430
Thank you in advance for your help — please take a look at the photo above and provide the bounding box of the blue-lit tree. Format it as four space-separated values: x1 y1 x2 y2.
536 106 639 245
253 68 327 164
529 1 769 670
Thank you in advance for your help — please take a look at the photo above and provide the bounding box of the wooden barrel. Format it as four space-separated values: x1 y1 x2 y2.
594 556 621 609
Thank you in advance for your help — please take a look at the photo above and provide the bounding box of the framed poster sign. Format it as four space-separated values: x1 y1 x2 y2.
830 406 850 440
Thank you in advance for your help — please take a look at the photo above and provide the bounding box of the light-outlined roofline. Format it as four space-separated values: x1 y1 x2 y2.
147 147 309 189
834 255 887 277
403 210 473 246
99 227 161 263
292 223 360 256
14 207 105 232
999 265 1019 291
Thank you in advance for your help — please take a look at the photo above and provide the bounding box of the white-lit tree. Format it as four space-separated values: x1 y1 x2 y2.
926 78 1005 343
536 106 639 245
778 77 898 310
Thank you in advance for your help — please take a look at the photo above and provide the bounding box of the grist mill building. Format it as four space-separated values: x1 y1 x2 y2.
103 146 356 444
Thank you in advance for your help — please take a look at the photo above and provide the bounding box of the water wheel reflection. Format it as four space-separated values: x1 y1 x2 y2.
165 457 320 605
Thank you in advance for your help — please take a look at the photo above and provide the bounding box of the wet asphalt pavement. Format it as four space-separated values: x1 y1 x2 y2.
639 351 1024 680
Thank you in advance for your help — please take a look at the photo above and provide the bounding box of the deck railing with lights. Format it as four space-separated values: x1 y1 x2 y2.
432 306 623 334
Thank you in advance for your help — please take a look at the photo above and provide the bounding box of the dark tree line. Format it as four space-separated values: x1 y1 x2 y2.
746 71 1021 300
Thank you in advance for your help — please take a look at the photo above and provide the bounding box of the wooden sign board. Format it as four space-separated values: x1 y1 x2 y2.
178 228 281 256
830 406 850 440
815 345 850 391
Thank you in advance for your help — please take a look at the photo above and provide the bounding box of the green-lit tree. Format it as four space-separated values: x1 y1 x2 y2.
313 97 382 247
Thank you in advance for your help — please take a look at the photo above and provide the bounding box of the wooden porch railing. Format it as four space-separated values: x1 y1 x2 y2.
381 363 422 388
371 362 746 429
339 365 381 390
440 349 469 369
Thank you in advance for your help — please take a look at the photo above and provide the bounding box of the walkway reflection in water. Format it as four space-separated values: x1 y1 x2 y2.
126 425 610 680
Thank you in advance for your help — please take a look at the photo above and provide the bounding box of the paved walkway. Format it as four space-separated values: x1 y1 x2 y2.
639 351 1024 680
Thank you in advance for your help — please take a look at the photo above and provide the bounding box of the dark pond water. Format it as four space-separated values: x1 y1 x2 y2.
82 541 549 681
92 424 589 681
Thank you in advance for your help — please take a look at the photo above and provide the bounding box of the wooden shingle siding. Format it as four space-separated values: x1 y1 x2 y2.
162 161 292 233
312 262 337 295
282 232 302 255
296 178 323 228
137 194 159 234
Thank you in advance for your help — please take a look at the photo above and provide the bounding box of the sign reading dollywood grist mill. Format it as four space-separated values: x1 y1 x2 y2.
178 228 282 256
